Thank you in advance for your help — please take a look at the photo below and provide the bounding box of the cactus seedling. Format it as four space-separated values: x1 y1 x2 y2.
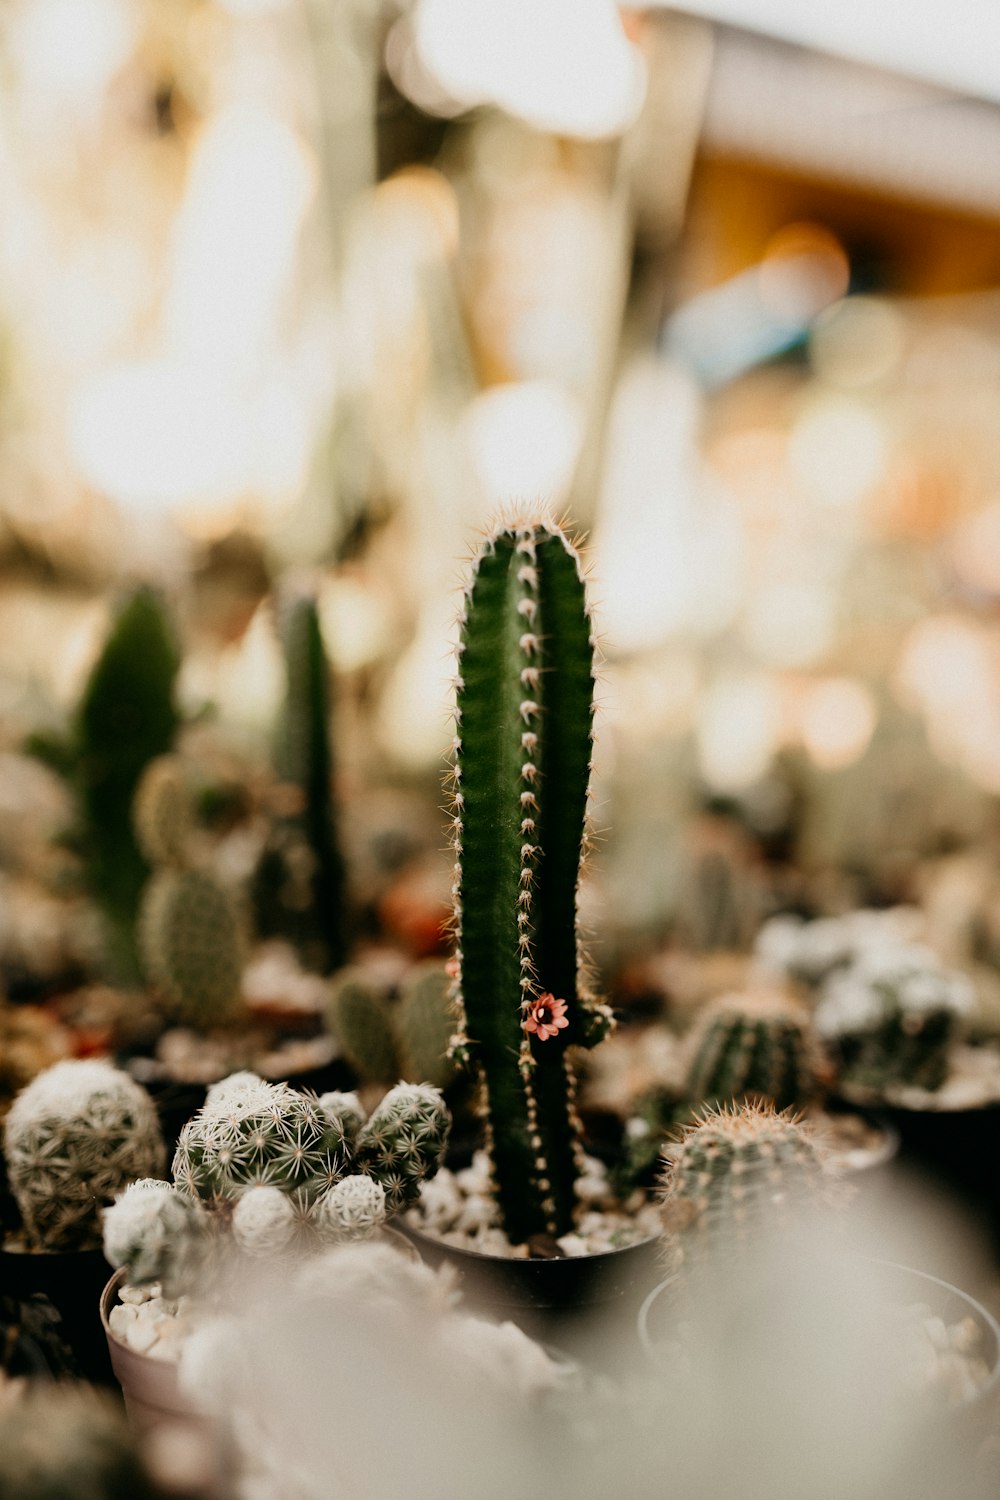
683 991 825 1113
4 1059 165 1252
449 518 613 1245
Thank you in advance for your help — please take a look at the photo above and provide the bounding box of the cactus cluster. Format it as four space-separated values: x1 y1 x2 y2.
814 942 973 1093
448 519 614 1245
328 959 458 1091
26 586 180 978
4 1059 165 1251
252 591 347 974
683 990 825 1113
657 1102 826 1273
104 1073 450 1291
134 754 245 1028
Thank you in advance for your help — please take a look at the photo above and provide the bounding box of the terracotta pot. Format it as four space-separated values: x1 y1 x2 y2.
1 1241 114 1385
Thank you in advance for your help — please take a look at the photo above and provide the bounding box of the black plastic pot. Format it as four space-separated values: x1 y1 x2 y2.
1 1242 115 1386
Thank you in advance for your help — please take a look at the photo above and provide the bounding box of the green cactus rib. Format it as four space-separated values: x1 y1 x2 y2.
274 594 347 973
453 521 610 1244
686 1013 817 1113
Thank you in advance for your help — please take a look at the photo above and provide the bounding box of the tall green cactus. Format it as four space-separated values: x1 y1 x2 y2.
255 592 347 973
27 586 180 978
450 518 613 1244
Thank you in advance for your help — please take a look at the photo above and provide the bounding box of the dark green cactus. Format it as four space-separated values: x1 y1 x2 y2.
255 591 347 974
354 1081 451 1213
27 586 180 978
658 1102 826 1273
328 967 400 1084
395 960 458 1091
684 992 824 1113
450 518 613 1244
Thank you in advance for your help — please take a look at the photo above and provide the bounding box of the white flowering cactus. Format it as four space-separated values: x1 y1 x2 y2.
103 1072 450 1295
814 942 973 1093
4 1060 165 1252
753 907 923 988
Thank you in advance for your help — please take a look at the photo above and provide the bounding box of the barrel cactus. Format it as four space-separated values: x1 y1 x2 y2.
683 991 825 1112
4 1059 165 1251
658 1102 826 1274
448 517 614 1245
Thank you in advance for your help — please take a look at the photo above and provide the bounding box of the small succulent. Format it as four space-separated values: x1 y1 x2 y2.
4 1059 165 1252
104 1073 450 1294
327 961 458 1091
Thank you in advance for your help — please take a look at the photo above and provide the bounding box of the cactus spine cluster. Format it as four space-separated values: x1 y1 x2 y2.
4 1060 165 1251
657 1102 825 1272
26 586 180 978
104 1073 450 1290
683 991 824 1113
254 591 347 974
449 519 613 1245
135 754 245 1027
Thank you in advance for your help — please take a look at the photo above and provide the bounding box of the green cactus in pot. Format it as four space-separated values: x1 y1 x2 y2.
448 517 613 1245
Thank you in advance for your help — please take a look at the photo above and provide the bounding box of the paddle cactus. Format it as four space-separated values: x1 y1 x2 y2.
448 517 613 1245
327 967 400 1085
683 991 825 1112
4 1060 165 1251
327 961 458 1091
396 961 458 1091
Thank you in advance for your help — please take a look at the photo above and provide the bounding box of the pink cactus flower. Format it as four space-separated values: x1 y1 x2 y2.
524 993 569 1042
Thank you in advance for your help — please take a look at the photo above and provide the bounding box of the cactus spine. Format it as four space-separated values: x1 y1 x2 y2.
450 519 612 1244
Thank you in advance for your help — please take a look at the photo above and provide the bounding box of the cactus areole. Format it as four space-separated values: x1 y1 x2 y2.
450 519 613 1245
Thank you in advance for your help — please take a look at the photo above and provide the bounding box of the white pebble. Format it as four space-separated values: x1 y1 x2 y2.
125 1317 159 1355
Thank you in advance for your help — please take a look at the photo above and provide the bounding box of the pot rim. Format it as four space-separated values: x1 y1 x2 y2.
637 1256 1000 1409
400 1219 659 1268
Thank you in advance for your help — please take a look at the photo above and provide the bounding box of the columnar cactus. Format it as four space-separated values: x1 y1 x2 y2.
134 755 245 1027
254 591 347 974
449 518 613 1244
683 991 825 1113
658 1102 826 1272
26 586 180 978
104 1073 450 1291
4 1060 165 1251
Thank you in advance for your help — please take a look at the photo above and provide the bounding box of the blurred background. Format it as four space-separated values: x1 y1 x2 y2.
2 0 1000 977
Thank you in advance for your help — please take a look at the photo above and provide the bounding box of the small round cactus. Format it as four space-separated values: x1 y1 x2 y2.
232 1185 299 1258
658 1102 826 1272
138 866 245 1026
355 1082 451 1213
315 1174 387 1243
317 1089 367 1150
102 1178 210 1295
814 942 973 1093
4 1060 165 1252
683 990 825 1112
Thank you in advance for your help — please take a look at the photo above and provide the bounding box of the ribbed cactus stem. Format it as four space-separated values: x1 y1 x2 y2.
451 519 611 1243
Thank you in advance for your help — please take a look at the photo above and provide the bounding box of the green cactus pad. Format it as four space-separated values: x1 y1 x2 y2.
328 967 400 1084
396 960 458 1090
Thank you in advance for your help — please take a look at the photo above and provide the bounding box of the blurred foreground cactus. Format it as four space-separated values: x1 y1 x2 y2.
4 1059 165 1251
0 1382 174 1500
448 518 613 1244
26 586 180 978
135 755 245 1028
252 591 347 974
104 1073 450 1291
